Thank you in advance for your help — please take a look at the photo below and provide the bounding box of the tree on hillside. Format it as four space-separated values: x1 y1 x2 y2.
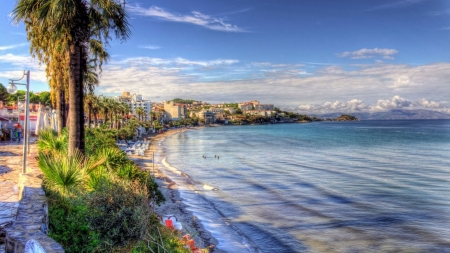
12 0 130 156
172 98 196 104
7 90 27 105
39 91 52 106
0 83 9 102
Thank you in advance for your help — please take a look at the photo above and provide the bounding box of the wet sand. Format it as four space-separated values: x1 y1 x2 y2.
131 128 226 253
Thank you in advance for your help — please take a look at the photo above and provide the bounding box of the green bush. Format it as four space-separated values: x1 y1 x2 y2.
85 127 118 155
47 197 100 253
37 128 68 155
86 178 151 249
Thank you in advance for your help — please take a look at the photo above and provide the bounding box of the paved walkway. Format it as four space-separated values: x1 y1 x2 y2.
0 140 37 252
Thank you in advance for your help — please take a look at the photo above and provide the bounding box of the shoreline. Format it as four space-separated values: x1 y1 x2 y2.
131 128 226 253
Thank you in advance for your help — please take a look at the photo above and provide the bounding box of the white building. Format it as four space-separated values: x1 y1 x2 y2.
130 99 152 120
255 104 274 110
117 92 152 120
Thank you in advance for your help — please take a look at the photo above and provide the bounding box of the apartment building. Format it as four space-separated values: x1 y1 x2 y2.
198 109 216 124
239 100 274 111
164 101 187 121
238 102 254 110
255 104 274 110
116 92 152 120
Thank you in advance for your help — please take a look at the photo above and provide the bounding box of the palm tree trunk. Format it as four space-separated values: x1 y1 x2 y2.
94 111 98 128
68 43 84 156
57 89 66 134
104 109 108 125
87 103 92 128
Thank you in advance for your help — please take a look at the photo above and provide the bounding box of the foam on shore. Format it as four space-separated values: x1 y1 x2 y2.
136 128 256 253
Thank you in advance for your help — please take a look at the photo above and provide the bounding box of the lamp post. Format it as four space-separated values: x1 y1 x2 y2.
7 70 30 174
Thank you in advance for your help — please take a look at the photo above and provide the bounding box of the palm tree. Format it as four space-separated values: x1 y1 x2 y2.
109 100 120 129
84 93 95 128
91 95 100 127
100 97 111 126
13 0 130 156
135 107 145 121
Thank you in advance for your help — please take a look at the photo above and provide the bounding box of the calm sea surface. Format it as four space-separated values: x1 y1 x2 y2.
156 120 450 253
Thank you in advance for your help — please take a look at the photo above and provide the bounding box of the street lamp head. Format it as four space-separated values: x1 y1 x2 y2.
7 82 18 94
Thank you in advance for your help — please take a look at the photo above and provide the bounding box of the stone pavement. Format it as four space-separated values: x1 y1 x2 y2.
0 143 24 248
0 139 64 253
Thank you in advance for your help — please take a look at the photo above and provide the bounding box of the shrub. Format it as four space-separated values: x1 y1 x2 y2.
39 123 169 252
38 152 85 198
116 162 165 205
86 177 151 249
85 127 118 155
37 128 68 155
47 197 100 253
38 149 106 199
93 147 129 171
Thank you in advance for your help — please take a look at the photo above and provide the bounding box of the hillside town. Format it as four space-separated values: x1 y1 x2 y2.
112 92 319 127
0 89 358 139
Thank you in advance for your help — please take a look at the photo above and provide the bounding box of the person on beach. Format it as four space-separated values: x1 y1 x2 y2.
14 122 22 142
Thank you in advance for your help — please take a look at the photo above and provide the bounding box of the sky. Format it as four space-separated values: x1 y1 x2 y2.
1 0 450 114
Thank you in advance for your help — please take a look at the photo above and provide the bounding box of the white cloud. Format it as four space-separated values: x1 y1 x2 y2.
0 43 28 51
298 99 371 114
367 0 423 11
0 70 47 84
0 54 38 66
414 98 447 109
0 53 47 84
375 95 412 110
128 5 246 32
112 56 239 67
95 58 450 109
296 96 449 114
139 45 161 50
337 48 398 60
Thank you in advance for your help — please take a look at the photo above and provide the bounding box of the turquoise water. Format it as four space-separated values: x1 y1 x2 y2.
156 120 450 253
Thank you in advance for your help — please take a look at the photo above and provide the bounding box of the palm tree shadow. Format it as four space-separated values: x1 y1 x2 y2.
0 152 19 156
0 166 12 175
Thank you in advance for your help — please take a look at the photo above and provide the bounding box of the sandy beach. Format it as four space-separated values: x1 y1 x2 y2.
131 128 226 253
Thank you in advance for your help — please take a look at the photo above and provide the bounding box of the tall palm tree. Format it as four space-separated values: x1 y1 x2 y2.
135 107 145 121
100 97 109 126
12 0 130 156
91 95 100 127
84 93 95 128
109 100 119 129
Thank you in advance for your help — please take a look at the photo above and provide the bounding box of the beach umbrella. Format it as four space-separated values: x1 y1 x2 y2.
43 111 51 129
34 106 45 135
50 109 58 132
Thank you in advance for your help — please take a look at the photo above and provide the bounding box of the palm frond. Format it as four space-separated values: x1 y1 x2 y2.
38 151 85 198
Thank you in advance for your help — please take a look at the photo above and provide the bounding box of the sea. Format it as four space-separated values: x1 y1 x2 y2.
155 120 450 253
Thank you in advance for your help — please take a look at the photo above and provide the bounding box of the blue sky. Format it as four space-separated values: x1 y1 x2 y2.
1 0 450 113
